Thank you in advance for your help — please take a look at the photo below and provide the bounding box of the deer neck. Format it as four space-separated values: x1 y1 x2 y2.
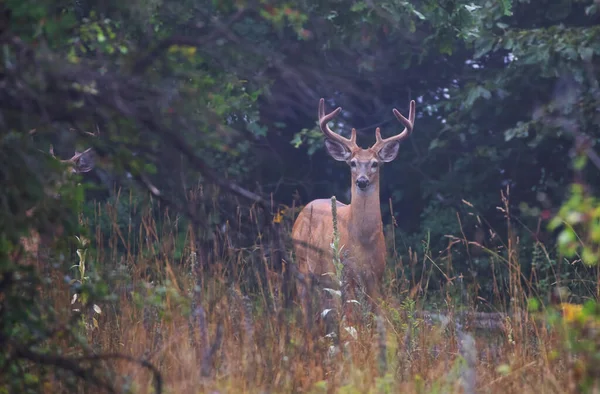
348 182 382 242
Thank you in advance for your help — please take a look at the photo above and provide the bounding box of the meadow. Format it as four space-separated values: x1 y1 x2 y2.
32 186 598 394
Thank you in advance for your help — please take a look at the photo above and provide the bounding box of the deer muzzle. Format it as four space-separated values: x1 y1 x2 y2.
356 176 369 190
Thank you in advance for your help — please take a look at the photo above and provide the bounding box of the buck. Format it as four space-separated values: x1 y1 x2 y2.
292 98 416 308
18 147 95 260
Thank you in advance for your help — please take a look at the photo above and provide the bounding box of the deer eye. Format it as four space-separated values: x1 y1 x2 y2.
350 161 357 167
371 162 378 168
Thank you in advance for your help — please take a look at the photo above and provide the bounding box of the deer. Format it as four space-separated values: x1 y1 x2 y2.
291 97 416 320
17 147 96 261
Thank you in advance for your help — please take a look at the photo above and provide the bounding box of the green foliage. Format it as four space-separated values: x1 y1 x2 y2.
69 14 131 63
259 4 309 38
291 128 326 156
526 298 600 392
2 0 600 390
550 182 600 265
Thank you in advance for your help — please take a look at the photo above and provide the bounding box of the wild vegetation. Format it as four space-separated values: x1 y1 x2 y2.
1 0 599 393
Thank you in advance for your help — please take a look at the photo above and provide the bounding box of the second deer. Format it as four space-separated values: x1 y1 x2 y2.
17 147 95 261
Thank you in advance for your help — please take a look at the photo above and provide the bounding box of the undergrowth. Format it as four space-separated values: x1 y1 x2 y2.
14 186 600 393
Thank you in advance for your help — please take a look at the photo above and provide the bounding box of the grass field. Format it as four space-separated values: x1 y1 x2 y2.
31 190 598 394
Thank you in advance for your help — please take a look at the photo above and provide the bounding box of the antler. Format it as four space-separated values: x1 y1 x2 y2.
66 148 95 173
371 100 416 151
318 98 358 151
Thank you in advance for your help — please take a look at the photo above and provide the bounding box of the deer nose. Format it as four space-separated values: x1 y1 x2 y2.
356 177 369 190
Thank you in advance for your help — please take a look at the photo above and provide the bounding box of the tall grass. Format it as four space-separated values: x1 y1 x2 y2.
35 186 598 393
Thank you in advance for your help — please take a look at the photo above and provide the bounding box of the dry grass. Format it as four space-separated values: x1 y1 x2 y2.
32 188 597 394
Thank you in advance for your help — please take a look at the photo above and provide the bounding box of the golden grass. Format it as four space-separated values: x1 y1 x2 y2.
31 189 597 394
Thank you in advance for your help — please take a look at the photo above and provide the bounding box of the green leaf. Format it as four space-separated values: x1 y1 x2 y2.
496 364 511 375
428 138 447 150
465 86 492 108
464 4 481 12
548 216 563 230
581 248 598 266
474 38 495 58
247 122 267 137
578 47 594 62
325 11 338 20
350 2 368 12
412 9 426 20
557 228 575 247
290 133 303 148
573 155 587 171
527 297 541 312
501 0 513 16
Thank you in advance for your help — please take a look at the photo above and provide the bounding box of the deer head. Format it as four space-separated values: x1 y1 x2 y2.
318 98 416 194
50 146 95 174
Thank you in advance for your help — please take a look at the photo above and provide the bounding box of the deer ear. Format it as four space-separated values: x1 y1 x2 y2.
377 141 400 162
324 139 351 161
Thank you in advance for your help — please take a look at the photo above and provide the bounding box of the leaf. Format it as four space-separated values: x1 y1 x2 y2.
501 0 513 16
464 4 481 12
321 308 333 317
71 294 78 304
247 122 267 137
585 4 598 16
93 304 102 314
527 297 540 312
578 47 594 62
323 288 342 298
313 380 328 390
428 138 446 150
465 86 492 108
290 133 303 148
344 326 358 339
581 248 598 266
573 155 587 170
480 87 491 99
496 364 511 375
504 121 529 141
350 2 368 12
474 37 495 58
558 228 576 247
76 248 87 263
412 9 426 20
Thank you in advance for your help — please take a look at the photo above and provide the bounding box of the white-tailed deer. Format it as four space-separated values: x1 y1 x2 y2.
17 147 95 260
292 98 416 309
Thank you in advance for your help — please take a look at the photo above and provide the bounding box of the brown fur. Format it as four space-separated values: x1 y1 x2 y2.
292 98 416 312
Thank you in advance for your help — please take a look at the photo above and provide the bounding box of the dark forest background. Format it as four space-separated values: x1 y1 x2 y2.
1 0 600 392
